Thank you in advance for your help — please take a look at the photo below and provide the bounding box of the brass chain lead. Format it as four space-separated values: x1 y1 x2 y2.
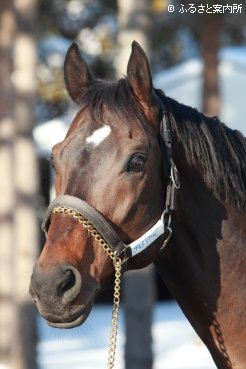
52 206 121 369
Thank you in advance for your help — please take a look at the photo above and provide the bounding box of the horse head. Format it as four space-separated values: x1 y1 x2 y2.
30 42 169 328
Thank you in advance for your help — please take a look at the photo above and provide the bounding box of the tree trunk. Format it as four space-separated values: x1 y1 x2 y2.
116 1 156 369
0 1 39 368
116 0 151 78
200 13 222 117
123 267 156 369
0 1 17 365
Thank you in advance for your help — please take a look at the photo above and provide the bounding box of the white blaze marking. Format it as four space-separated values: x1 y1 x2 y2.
86 125 112 147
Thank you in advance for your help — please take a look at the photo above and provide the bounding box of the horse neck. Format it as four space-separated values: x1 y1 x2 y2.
155 101 246 368
168 100 246 252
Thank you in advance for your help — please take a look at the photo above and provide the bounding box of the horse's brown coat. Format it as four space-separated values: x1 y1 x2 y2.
30 42 246 368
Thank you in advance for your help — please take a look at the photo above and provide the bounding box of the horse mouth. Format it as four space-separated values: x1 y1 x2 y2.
47 311 88 329
44 303 93 329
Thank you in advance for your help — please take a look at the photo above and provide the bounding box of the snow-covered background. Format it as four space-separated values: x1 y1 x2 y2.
37 301 216 369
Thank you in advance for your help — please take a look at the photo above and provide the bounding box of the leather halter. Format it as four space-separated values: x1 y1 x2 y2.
42 92 179 270
157 89 180 225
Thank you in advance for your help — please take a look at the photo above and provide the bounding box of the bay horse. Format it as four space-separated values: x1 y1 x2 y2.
30 41 246 369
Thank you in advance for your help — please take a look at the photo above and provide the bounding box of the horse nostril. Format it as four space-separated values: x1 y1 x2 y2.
58 270 76 296
57 266 82 303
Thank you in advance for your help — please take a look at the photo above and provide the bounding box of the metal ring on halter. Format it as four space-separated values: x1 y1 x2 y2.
171 164 180 189
161 227 172 250
161 209 172 228
160 210 173 250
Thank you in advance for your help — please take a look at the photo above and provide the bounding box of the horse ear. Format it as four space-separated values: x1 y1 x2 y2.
127 41 153 106
64 42 93 104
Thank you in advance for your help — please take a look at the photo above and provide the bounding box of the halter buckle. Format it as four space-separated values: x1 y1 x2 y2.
161 226 172 250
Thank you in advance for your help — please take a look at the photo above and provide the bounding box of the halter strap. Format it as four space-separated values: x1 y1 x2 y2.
157 90 180 229
42 194 169 269
42 195 126 257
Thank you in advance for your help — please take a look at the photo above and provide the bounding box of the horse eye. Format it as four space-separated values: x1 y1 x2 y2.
128 154 145 172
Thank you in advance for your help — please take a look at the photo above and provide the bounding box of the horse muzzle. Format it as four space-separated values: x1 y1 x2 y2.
29 263 96 328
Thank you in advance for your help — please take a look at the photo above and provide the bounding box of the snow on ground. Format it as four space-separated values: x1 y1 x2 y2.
37 301 216 369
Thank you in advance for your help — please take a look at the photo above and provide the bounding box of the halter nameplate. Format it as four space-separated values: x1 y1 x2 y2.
129 220 164 256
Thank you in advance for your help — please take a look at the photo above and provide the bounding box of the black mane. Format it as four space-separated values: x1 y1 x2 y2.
165 95 246 210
